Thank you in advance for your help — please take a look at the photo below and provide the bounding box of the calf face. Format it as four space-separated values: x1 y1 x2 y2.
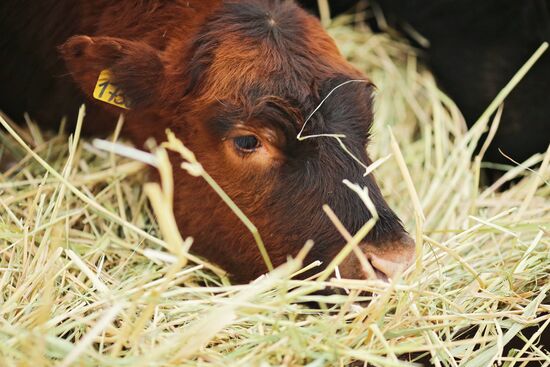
61 0 414 283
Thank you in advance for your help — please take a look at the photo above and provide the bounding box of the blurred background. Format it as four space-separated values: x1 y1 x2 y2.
301 0 550 170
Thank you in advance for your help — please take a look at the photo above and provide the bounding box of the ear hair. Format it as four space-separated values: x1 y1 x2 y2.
59 36 165 110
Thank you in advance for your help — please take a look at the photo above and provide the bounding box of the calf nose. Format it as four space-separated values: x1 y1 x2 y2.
339 234 416 281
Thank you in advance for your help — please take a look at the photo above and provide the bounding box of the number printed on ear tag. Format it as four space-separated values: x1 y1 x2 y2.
93 70 131 109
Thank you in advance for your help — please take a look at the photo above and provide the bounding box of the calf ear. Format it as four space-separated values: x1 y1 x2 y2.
59 36 165 110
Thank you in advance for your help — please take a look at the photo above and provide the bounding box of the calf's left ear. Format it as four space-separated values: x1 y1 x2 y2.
59 36 166 110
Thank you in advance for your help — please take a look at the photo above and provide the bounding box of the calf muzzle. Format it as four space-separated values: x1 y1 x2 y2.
339 233 416 281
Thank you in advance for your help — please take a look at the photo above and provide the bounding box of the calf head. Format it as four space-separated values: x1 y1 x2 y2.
61 0 415 283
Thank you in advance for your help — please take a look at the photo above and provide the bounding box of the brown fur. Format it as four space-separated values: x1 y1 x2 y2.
0 0 414 283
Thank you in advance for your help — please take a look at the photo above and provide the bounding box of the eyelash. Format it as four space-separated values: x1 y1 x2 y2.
233 135 261 153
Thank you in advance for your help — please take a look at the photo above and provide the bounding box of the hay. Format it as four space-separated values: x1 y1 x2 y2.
0 15 549 367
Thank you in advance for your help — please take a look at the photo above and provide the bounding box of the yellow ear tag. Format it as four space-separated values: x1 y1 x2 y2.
93 70 131 109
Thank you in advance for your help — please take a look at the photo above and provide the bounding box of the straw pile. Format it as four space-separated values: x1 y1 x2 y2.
0 12 549 367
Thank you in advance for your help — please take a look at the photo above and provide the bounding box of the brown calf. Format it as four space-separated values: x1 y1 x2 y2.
0 0 415 283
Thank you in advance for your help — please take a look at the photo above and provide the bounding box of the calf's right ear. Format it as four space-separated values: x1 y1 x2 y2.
59 36 166 111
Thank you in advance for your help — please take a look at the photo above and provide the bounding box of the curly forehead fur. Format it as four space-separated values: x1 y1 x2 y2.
184 0 360 108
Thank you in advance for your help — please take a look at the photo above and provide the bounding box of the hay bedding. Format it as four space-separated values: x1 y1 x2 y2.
0 13 549 367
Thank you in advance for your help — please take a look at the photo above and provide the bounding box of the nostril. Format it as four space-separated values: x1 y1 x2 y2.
338 234 416 281
366 252 411 281
339 234 415 281
365 235 416 281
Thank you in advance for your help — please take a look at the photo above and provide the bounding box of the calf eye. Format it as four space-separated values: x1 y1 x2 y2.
233 135 261 153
